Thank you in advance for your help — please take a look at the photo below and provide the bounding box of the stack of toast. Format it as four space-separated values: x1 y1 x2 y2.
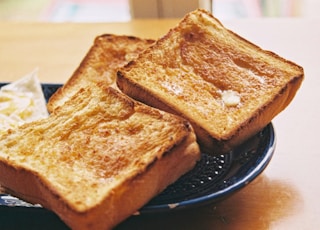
0 9 303 230
0 84 200 229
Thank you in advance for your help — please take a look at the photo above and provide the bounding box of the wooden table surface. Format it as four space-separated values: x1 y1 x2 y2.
0 18 318 229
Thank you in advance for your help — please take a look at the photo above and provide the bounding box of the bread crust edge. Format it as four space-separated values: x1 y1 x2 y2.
117 70 303 154
0 122 200 230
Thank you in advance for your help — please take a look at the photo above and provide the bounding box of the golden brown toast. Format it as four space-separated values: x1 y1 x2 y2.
47 34 154 113
117 9 304 154
0 83 200 229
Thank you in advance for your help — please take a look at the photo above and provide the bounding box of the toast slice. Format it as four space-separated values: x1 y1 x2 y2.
117 9 304 154
0 83 200 229
47 34 154 113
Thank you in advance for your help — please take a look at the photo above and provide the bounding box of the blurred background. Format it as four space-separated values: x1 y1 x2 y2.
0 0 319 22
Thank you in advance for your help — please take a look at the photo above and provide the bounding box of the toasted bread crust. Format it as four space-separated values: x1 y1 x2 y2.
0 83 200 229
117 9 304 153
47 34 154 113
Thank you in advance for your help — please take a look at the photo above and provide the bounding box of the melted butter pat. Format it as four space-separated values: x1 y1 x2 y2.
221 90 241 107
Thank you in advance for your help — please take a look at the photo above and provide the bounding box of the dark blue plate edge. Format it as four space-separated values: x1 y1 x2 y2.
139 123 276 214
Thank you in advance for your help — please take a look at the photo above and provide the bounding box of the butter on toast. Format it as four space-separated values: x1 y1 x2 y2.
0 83 200 229
117 9 304 154
47 34 154 113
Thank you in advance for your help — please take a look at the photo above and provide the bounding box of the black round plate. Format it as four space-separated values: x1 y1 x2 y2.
139 123 275 214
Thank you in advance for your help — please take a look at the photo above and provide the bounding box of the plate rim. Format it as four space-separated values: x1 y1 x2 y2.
139 123 276 214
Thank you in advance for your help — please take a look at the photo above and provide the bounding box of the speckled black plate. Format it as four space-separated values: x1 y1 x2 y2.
139 122 275 214
0 83 276 215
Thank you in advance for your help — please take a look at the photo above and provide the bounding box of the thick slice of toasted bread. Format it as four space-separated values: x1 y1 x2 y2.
0 83 200 229
47 34 154 113
117 9 304 154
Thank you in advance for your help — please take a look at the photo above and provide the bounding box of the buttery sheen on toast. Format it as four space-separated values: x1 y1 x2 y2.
117 9 304 153
0 83 200 230
47 34 154 113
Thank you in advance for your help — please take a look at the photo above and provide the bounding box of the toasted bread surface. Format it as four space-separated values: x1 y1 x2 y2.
0 83 200 229
117 9 304 153
47 34 154 113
